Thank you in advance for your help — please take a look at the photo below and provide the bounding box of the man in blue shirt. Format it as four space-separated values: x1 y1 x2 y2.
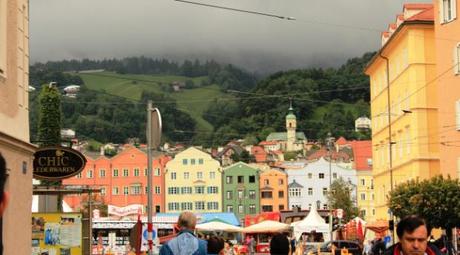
160 211 207 255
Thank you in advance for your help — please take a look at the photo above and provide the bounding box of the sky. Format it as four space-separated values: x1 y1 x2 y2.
29 0 431 73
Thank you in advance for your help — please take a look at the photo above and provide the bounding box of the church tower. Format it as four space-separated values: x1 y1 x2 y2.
286 101 297 151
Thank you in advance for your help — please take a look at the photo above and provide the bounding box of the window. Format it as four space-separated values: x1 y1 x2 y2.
168 203 179 211
238 205 244 214
361 209 367 217
361 193 366 201
113 169 119 177
226 176 233 184
197 172 203 179
171 172 176 180
262 205 273 212
195 201 205 210
199 158 204 164
333 173 337 179
249 204 256 214
134 168 140 177
237 176 244 183
123 187 129 195
455 44 460 74
249 190 256 199
0 0 6 77
144 168 148 176
278 179 284 185
123 169 129 177
207 202 219 210
181 187 192 194
279 205 285 211
112 187 119 195
319 173 324 179
278 190 284 198
264 179 269 185
87 170 93 178
238 190 244 199
249 175 255 183
155 168 160 176
227 205 233 212
184 172 190 179
308 188 313 195
181 202 193 210
209 171 215 179
456 100 460 130
195 186 205 194
226 191 233 200
76 173 82 178
131 185 141 195
145 186 149 194
323 204 328 210
372 209 376 215
99 169 106 178
261 191 273 198
168 187 179 194
360 179 365 186
155 186 161 194
308 173 312 179
100 187 106 196
207 186 218 194
323 188 328 196
182 159 188 165
440 0 457 23
289 188 301 197
191 159 196 165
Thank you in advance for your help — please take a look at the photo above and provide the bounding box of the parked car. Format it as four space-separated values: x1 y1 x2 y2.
305 240 362 255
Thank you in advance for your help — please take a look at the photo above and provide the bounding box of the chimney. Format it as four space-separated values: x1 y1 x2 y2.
100 146 105 156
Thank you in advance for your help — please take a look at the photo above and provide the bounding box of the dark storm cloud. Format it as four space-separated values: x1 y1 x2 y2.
29 0 431 73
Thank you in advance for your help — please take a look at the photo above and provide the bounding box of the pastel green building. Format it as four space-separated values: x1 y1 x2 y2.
222 162 260 224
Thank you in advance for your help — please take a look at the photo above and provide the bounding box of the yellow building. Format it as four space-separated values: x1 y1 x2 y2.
365 3 440 220
0 0 36 254
164 147 222 213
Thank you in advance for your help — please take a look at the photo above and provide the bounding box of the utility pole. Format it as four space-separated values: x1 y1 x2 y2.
326 132 335 242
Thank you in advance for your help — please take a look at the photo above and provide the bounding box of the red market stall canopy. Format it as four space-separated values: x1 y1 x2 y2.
242 220 290 234
365 219 389 237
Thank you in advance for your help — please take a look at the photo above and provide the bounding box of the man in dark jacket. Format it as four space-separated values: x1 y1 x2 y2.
384 216 442 255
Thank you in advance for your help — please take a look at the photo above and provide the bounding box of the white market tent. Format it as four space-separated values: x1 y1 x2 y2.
242 220 290 234
292 204 330 240
196 221 242 232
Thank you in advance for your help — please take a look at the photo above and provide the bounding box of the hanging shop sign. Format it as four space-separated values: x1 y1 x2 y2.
33 146 86 180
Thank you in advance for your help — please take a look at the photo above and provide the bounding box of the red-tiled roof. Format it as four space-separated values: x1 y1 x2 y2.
350 140 373 171
259 141 278 146
251 146 267 163
336 137 348 146
406 5 434 21
307 148 350 162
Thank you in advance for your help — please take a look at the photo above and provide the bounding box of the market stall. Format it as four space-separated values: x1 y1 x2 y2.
291 204 330 241
242 220 291 253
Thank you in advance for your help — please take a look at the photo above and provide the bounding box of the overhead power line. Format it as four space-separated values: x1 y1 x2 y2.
174 0 296 20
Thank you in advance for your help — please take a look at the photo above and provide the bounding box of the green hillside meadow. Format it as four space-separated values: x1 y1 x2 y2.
78 71 228 132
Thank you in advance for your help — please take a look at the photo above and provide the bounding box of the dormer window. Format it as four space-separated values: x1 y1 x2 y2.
440 0 457 24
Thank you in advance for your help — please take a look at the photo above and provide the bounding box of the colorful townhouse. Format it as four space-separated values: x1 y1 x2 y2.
259 168 288 212
365 3 440 219
351 140 375 222
64 145 169 213
164 147 222 213
222 162 260 223
0 0 35 253
434 0 460 178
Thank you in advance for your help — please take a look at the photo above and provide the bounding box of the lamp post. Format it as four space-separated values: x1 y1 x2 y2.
326 132 335 241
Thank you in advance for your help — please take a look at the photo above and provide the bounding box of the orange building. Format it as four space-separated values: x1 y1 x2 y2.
259 168 288 212
434 0 460 178
64 145 170 213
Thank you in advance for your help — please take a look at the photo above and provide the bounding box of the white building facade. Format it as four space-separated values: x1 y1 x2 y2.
287 158 358 210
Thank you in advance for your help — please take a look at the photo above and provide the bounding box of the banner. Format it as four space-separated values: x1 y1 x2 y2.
108 204 143 217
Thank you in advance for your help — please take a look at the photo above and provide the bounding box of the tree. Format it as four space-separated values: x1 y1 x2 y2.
37 84 62 146
388 176 460 245
327 178 359 222
230 150 255 163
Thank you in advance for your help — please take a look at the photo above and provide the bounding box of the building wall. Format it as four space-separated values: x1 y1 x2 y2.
286 158 357 211
259 168 288 212
222 162 260 221
434 0 460 178
366 22 439 219
0 1 35 254
64 146 168 213
356 170 375 222
164 147 222 213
